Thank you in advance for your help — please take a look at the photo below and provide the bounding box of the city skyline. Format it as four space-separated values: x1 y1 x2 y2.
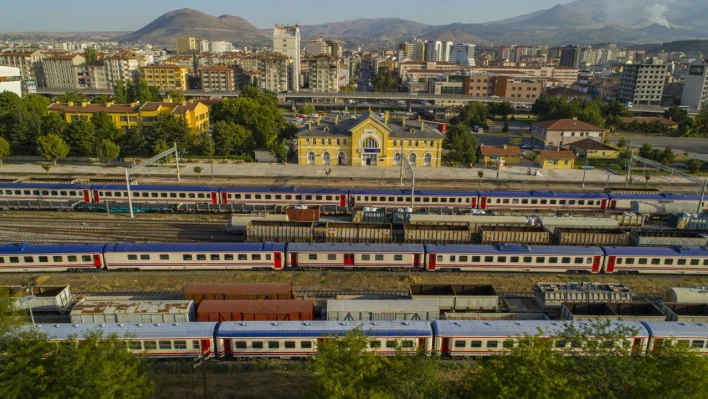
0 0 573 32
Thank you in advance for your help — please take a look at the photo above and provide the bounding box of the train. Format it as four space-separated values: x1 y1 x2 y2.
1 182 705 215
2 242 708 274
24 319 708 359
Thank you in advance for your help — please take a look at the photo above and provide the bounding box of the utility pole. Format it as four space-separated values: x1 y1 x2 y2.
582 140 590 188
209 136 214 180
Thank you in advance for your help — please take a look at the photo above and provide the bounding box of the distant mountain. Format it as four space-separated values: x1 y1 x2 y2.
120 8 269 44
508 4 597 27
419 29 489 44
634 40 708 54
298 18 430 40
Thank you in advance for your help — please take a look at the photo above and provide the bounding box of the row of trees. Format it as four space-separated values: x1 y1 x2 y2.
372 66 401 92
532 94 636 129
312 321 708 399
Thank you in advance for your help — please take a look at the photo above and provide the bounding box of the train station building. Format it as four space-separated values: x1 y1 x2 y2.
296 111 445 167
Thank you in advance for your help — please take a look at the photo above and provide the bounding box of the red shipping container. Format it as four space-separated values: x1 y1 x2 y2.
196 300 314 322
286 207 321 222
184 283 295 308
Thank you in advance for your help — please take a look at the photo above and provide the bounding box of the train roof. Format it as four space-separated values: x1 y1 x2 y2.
286 243 425 253
478 191 608 199
216 320 432 338
432 320 648 337
640 321 708 338
220 186 347 194
91 184 219 192
0 182 91 189
104 242 285 253
425 243 604 256
0 243 107 254
602 246 708 257
349 189 477 196
28 322 218 340
608 193 701 200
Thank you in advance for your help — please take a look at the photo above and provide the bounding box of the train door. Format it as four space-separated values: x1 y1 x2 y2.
290 253 298 268
592 256 602 273
344 254 354 266
632 338 643 353
428 254 437 271
610 200 616 210
93 254 103 269
418 338 427 351
211 192 218 205
606 256 617 273
471 197 477 208
201 339 212 356
413 254 421 268
440 338 450 355
92 190 100 202
274 252 282 270
82 189 91 203
221 193 228 204
480 197 487 210
222 339 232 356
600 199 607 210
340 194 346 207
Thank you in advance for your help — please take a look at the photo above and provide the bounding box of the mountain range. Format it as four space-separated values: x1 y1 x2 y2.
120 2 708 46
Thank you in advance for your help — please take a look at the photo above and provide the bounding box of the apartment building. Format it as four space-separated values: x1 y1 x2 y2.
400 61 463 81
325 40 341 58
493 76 545 100
449 44 476 67
43 54 86 89
104 56 139 87
467 74 494 97
273 24 300 92
256 53 289 93
304 38 327 55
308 55 339 92
85 63 108 89
200 65 239 91
560 45 580 68
139 65 189 91
681 59 708 109
176 37 196 55
0 50 46 87
618 62 668 107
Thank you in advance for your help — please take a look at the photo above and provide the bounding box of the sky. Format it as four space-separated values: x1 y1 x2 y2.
0 0 575 32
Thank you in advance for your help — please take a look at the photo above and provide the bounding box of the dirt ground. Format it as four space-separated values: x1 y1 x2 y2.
152 370 311 399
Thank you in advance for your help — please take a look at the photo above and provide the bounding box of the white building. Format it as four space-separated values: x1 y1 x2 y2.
0 66 22 96
442 41 454 62
618 62 668 107
449 44 476 67
273 24 301 92
104 56 139 88
681 59 708 110
198 39 210 53
210 41 233 54
424 41 442 62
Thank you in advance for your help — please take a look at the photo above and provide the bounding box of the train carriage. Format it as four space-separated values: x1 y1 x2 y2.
90 184 219 205
215 320 433 358
219 186 348 212
425 244 604 273
0 243 107 272
607 193 706 213
0 182 92 203
432 320 649 357
641 321 708 354
349 189 478 209
602 246 708 274
103 242 286 271
286 243 425 270
30 322 218 358
478 191 609 211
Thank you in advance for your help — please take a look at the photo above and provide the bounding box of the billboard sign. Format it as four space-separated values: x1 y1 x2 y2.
689 65 705 76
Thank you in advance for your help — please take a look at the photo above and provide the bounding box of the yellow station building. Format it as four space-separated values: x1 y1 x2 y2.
296 111 445 167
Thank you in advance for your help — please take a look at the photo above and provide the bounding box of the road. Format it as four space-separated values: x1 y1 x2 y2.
608 136 708 162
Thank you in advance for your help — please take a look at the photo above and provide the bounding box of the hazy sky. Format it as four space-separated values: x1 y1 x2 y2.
0 0 574 32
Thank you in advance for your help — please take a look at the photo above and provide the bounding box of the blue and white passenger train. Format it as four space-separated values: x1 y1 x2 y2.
0 182 705 214
23 319 708 359
2 242 708 275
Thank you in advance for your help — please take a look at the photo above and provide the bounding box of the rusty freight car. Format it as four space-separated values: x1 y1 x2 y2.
196 300 314 322
184 283 295 309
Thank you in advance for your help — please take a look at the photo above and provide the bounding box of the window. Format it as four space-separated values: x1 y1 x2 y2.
638 258 648 265
386 341 397 348
536 257 546 263
144 341 157 350
484 256 494 262
238 254 248 261
235 342 247 349
183 255 193 261
24 257 34 263
140 254 150 261
677 259 687 266
691 259 700 266
470 341 482 348
197 254 207 261
625 258 635 265
160 254 170 260
510 257 519 263
664 259 674 265
487 341 498 348
549 257 558 264
454 341 466 348
174 341 187 349
503 340 514 349
301 341 312 349
38 256 48 263
574 257 584 264
268 342 280 349
692 340 705 348
67 256 77 262
309 254 318 260
375 254 384 261
223 254 233 261
211 254 220 261
370 341 381 348
459 256 468 262
555 340 566 348
437 255 443 262
362 255 371 261
128 341 142 350
159 341 172 350
328 253 337 260
394 255 403 261
523 257 533 263
252 342 263 349
53 256 63 262
450 256 456 262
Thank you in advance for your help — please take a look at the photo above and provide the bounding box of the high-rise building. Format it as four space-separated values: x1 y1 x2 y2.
176 37 197 54
43 54 86 89
424 41 442 61
200 66 239 91
397 42 415 61
273 24 301 92
0 50 46 87
308 55 339 92
198 39 210 53
305 38 327 56
449 44 476 67
681 59 708 109
560 45 580 68
325 40 341 58
618 62 668 107
104 56 139 88
441 41 454 62
257 53 289 93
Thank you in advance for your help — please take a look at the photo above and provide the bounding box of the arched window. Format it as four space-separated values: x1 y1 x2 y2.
362 137 379 149
337 152 346 165
424 153 432 167
322 151 331 165
408 153 417 165
393 152 402 166
307 151 315 165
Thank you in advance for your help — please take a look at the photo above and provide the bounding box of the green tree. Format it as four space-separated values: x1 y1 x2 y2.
300 104 315 114
36 134 70 164
269 138 288 162
477 170 484 184
21 94 50 117
456 102 489 129
41 113 69 140
212 121 252 155
91 95 110 105
83 47 97 65
41 163 51 174
199 133 214 157
57 91 84 104
663 145 676 165
664 106 690 125
193 165 203 180
688 159 703 174
211 97 283 147
0 136 9 164
114 80 128 104
617 137 628 149
0 91 32 152
91 112 122 142
279 121 300 141
502 120 510 133
601 100 632 118
96 139 120 164
65 118 97 156
445 124 479 165
638 143 654 159
120 126 149 156
142 113 192 153
164 90 184 103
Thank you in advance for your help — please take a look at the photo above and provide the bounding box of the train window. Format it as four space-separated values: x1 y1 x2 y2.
616 258 623 264
370 341 381 348
3 190 9 195
305 195 313 200
67 191 74 196
32 190 39 195
541 200 548 205
390 197 396 202
574 257 584 264
503 340 514 349
536 257 545 263
235 342 247 349
437 255 443 262
285 341 296 349
496 199 501 204
328 254 337 261
550 200 557 205
238 255 248 261
450 256 456 262
0 257 3 263
523 257 532 263
105 192 113 197
128 342 142 350
38 256 48 263
470 341 482 348
309 254 318 261
691 259 700 266
225 255 234 261
510 257 519 263
562 257 571 263
265 195 272 200
197 254 206 261
286 195 292 200
141 193 149 198
139 255 149 261
704 260 708 266
459 256 468 262
115 193 122 197
143 341 157 350
558 200 566 205
326 196 333 201
252 255 262 261
211 255 220 261
568 200 576 205
160 193 168 198
42 191 49 195
150 193 158 198
522 199 529 204
9 257 19 263
531 200 538 205
174 341 187 350
423 198 430 203
60 191 67 196
179 193 186 198
638 258 648 265
484 256 493 262
472 256 481 262
677 259 687 266
362 255 371 261
398 197 404 202
650 259 661 265
625 258 635 265
159 341 172 350
301 342 312 349
255 195 262 200
555 340 566 348
487 341 498 348
160 254 170 260
498 256 506 262
183 255 193 261
268 342 280 349
50 256 62 263
501 199 509 204
296 195 302 200
432 198 439 203
170 193 177 198
68 256 78 262
265 254 271 261
402 341 414 348
192 341 200 349
22 190 29 195
512 199 519 204
24 257 34 263
692 340 705 348
406 197 412 203
394 255 403 261
198 194 205 199
578 200 585 205
454 341 466 348
375 255 384 261
549 257 558 264
386 341 397 348
244 194 251 199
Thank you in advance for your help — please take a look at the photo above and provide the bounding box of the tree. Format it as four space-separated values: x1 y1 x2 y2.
502 120 510 133
65 118 97 156
113 80 128 104
478 170 484 184
617 137 628 149
57 91 84 104
662 145 676 166
96 139 120 164
212 121 252 155
36 134 69 164
0 136 9 164
83 47 97 65
193 165 203 180
199 133 214 157
688 159 703 174
664 106 690 125
456 102 489 129
164 90 184 103
269 138 288 162
445 124 479 165
91 112 122 142
644 174 651 187
22 94 50 117
300 104 315 115
91 95 110 105
638 143 654 159
120 126 149 156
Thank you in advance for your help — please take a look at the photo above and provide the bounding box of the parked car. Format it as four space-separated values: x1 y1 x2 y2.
410 93 418 96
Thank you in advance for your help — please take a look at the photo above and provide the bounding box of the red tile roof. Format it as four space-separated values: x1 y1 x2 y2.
48 103 139 113
533 119 604 131
480 145 522 156
569 138 618 151
539 150 576 160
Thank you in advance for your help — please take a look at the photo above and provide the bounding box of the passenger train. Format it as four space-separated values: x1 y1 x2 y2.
23 319 708 359
2 242 708 275
0 182 704 214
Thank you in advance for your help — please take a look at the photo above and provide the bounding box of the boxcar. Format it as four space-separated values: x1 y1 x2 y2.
196 300 314 322
642 321 708 354
184 283 295 308
215 320 433 358
286 243 425 270
601 246 708 274
103 242 286 271
0 243 107 272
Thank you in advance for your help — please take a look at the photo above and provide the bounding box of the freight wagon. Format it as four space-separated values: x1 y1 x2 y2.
184 283 295 309
196 300 314 322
